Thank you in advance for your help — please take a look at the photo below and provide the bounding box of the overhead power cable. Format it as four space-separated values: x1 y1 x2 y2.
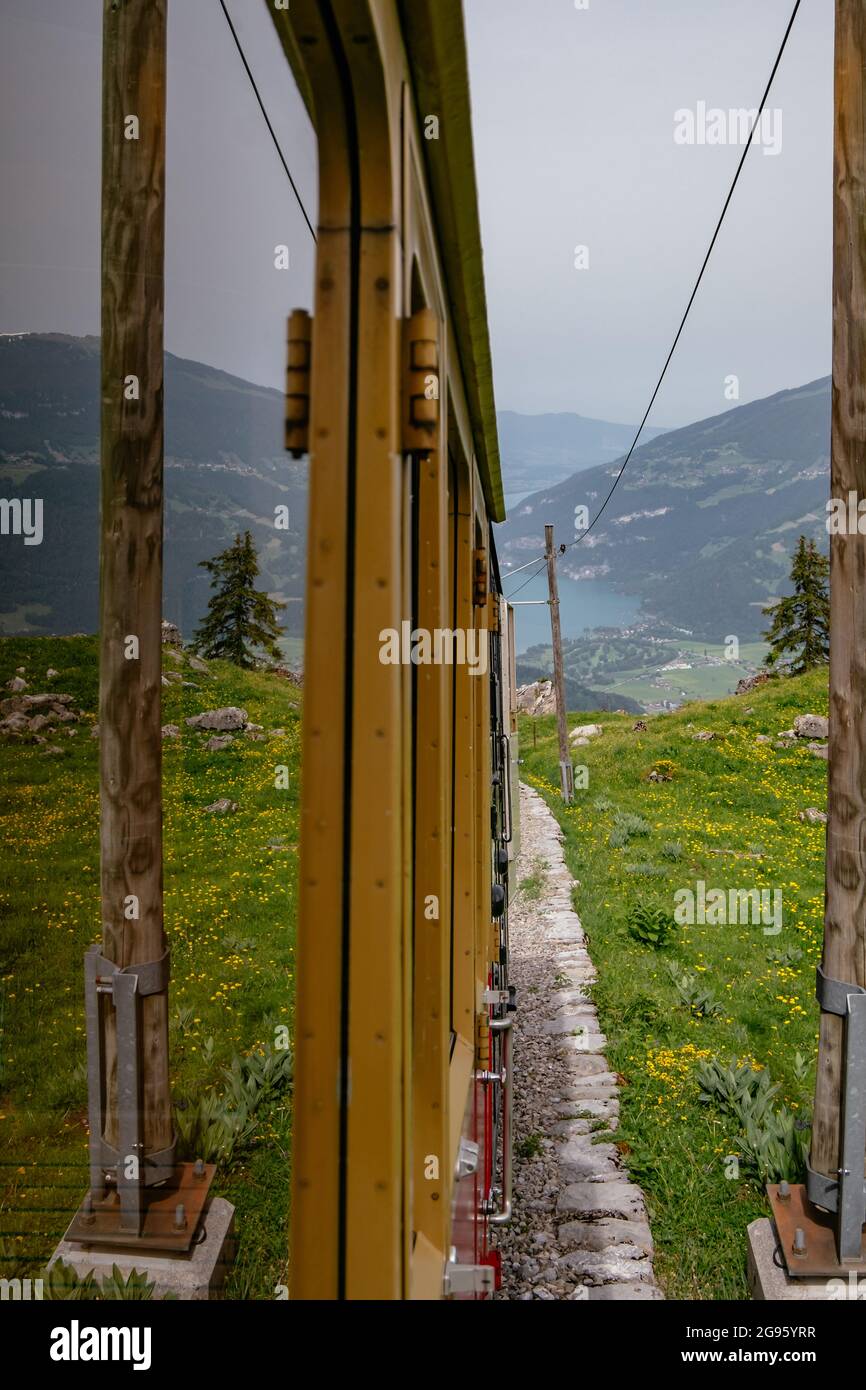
218 0 317 243
566 0 801 552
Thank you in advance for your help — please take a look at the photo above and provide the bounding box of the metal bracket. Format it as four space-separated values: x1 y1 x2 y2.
84 944 176 1237
443 1254 495 1297
482 988 509 1006
809 966 866 1260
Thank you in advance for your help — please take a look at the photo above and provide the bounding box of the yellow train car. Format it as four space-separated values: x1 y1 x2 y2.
274 0 520 1299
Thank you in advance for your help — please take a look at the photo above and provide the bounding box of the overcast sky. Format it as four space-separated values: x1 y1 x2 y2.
1 0 833 430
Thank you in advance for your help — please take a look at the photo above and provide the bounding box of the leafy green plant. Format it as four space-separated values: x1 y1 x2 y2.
516 1133 544 1159
696 1057 809 1183
44 1260 163 1302
696 1058 779 1119
615 812 652 838
736 1106 809 1184
664 961 722 1017
174 1042 294 1167
592 797 614 812
626 901 675 949
766 945 804 967
661 841 683 862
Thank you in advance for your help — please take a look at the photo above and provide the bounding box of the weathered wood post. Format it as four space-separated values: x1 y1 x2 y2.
545 525 572 802
809 0 866 1265
98 0 171 1219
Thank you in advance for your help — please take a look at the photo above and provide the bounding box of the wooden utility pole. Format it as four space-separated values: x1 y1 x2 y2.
811 0 866 1234
545 525 572 802
99 0 170 1159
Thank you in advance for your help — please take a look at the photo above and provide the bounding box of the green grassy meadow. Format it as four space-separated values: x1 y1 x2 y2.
521 668 829 1300
0 636 300 1298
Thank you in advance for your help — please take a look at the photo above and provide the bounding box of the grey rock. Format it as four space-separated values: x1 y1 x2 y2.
161 620 183 648
692 731 715 741
556 1182 645 1220
794 713 828 740
188 656 210 674
46 668 59 679
558 1218 654 1256
186 707 248 732
7 677 27 692
810 744 829 760
205 735 234 752
205 798 238 815
587 1282 663 1301
559 1249 655 1284
798 807 827 825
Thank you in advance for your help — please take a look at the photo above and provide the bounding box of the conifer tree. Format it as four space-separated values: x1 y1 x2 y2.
762 535 830 674
192 531 284 668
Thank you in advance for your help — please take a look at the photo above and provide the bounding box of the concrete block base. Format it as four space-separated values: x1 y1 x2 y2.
49 1197 236 1301
747 1217 859 1301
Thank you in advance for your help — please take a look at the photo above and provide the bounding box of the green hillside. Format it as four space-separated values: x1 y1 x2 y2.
0 636 300 1298
499 376 831 642
0 334 307 643
521 668 829 1299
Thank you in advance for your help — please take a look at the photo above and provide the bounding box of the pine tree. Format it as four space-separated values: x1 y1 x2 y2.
762 535 829 674
192 531 285 668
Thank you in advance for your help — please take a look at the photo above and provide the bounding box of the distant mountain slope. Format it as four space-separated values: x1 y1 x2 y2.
497 377 831 642
498 409 667 501
0 333 306 640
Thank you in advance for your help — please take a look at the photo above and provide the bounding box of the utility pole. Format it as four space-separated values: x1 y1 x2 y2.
809 0 866 1263
545 525 572 803
64 1 214 1258
766 0 866 1277
98 0 170 1174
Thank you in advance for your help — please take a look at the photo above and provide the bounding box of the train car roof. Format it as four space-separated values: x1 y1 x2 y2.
275 1 504 524
399 0 504 523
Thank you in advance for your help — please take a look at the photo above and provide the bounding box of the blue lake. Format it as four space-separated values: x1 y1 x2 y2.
505 572 641 655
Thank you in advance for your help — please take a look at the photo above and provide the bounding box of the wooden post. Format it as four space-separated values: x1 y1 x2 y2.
545 525 572 802
99 0 171 1158
811 0 866 1192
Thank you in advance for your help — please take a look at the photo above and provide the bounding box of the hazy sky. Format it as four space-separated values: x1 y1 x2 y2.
466 0 833 426
1 0 833 429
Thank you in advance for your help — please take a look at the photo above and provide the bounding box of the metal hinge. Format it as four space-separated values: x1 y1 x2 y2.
285 309 312 458
443 1252 495 1297
403 307 440 453
473 547 488 607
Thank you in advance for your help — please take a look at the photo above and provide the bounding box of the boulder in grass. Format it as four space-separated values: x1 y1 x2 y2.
161 620 183 648
161 724 180 740
794 714 829 740
798 808 827 825
205 735 234 752
205 798 238 815
571 723 603 740
46 668 59 680
692 731 715 742
810 744 829 760
7 677 27 693
186 707 248 732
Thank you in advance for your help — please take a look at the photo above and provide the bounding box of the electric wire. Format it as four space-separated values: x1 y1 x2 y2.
218 0 317 243
565 0 802 552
